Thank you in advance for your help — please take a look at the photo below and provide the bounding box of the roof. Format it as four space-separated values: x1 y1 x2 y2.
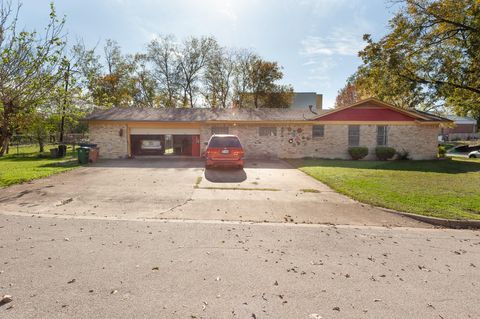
444 115 477 124
84 107 325 122
84 98 452 124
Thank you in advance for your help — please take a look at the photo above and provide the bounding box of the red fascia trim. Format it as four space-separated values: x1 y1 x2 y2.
317 108 416 122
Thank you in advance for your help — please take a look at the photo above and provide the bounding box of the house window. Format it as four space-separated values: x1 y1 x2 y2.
377 126 388 146
312 125 324 138
259 127 277 137
348 125 360 146
211 126 229 135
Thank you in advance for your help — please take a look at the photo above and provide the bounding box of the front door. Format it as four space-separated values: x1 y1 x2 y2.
191 135 200 157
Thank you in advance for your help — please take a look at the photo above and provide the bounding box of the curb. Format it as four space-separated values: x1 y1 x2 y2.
380 208 480 229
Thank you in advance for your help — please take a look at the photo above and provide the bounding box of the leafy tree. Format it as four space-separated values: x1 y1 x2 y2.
0 1 65 156
246 56 291 108
353 0 480 118
335 80 362 108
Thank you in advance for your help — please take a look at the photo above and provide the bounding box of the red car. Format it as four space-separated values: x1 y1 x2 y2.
205 134 245 169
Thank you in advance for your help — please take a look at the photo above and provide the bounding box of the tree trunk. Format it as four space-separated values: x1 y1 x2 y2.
60 63 71 144
39 138 44 153
0 99 13 157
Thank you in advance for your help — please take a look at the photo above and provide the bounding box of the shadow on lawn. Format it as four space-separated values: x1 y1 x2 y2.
292 158 480 174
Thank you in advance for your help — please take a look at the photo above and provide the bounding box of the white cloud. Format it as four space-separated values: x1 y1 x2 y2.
300 31 365 57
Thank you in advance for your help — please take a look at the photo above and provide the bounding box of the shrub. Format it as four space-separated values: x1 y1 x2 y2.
438 146 446 158
348 146 369 160
375 146 396 160
396 149 410 160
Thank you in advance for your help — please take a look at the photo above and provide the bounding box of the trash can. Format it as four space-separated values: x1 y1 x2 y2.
77 147 90 164
58 144 67 157
88 147 99 163
50 148 59 158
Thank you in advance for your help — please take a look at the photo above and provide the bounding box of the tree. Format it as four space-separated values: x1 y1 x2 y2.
203 46 236 108
0 1 65 156
247 56 289 108
178 36 217 107
91 39 136 107
131 53 157 108
335 80 362 108
147 35 181 107
353 0 480 117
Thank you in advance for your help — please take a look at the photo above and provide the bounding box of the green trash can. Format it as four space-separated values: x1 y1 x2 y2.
77 147 90 164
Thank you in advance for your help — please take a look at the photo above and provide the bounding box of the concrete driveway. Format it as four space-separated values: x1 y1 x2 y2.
0 158 427 227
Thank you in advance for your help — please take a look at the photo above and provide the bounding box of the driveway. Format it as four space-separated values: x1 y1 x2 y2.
0 158 427 227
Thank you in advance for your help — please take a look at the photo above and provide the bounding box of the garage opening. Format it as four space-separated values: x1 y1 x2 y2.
131 134 200 157
129 127 201 157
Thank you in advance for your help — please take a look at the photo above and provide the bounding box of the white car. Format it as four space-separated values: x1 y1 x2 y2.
468 150 480 158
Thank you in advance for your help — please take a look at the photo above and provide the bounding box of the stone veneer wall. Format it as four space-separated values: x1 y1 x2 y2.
89 122 439 160
89 123 128 159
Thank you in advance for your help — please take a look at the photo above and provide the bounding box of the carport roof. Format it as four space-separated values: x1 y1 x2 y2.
84 107 324 122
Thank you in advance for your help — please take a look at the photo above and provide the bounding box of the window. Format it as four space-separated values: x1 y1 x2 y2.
259 127 277 137
377 125 388 146
211 126 229 135
348 125 360 146
312 125 324 138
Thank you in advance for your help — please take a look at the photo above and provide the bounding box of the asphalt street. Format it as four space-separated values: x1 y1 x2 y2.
0 214 478 318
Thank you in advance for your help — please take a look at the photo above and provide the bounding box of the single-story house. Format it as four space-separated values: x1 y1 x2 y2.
84 98 452 160
440 115 478 141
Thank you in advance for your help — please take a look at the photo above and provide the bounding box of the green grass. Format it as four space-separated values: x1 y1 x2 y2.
289 158 480 220
0 144 81 188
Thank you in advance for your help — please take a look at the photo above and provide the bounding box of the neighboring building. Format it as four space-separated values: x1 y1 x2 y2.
440 115 478 141
237 92 322 110
290 92 323 110
84 98 452 160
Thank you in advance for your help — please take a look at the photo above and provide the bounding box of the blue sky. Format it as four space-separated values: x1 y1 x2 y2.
20 0 396 108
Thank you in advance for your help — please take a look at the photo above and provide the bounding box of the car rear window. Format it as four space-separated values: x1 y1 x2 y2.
209 136 242 148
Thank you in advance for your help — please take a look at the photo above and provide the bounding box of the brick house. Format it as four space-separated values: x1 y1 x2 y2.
84 98 452 160
440 115 478 141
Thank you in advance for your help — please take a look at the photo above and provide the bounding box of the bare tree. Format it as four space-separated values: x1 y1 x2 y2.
132 53 157 108
178 36 217 108
147 35 181 108
203 46 236 108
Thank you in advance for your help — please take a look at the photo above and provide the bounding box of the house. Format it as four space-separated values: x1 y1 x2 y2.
440 115 478 141
84 98 452 160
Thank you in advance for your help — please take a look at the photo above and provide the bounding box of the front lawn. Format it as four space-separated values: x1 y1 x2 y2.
290 158 480 220
0 144 81 187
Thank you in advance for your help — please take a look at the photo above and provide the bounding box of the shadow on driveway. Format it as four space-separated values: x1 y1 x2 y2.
204 168 247 183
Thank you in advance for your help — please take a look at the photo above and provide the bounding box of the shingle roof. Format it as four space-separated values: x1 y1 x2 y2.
408 109 453 122
84 107 326 122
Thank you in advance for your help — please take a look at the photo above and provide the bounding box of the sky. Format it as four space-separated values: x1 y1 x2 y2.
19 0 397 109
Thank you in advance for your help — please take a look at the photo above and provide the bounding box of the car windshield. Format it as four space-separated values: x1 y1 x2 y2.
209 136 242 148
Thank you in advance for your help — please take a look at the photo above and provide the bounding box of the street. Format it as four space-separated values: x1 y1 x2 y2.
0 214 478 318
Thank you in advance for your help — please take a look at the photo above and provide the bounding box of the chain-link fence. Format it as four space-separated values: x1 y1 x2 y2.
8 134 89 156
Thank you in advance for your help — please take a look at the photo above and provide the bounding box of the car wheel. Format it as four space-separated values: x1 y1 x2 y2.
469 155 477 158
